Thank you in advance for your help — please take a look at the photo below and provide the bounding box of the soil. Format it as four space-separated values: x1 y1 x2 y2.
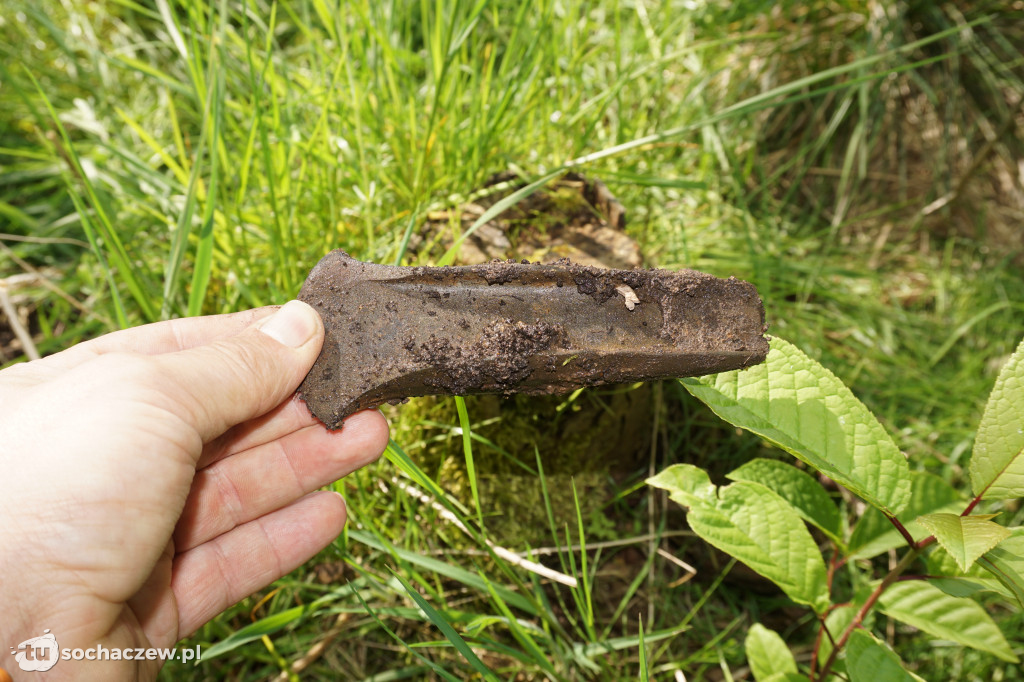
0 317 15 362
405 318 565 394
417 172 642 269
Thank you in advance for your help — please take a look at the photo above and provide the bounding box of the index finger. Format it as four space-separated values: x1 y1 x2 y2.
44 307 281 370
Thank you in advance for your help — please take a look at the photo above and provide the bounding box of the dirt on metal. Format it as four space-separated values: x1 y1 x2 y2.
297 249 768 430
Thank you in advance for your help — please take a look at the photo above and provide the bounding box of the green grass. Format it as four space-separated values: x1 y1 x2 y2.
3 0 1024 679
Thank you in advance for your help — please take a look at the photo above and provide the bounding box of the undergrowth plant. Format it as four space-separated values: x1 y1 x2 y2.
649 335 1024 680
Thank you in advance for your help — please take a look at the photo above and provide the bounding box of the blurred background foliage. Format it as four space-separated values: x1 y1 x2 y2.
2 0 1023 679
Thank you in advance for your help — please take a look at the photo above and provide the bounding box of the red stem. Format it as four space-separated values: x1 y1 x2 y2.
810 618 825 678
962 494 983 517
885 512 916 548
814 549 921 681
915 535 937 551
810 550 843 677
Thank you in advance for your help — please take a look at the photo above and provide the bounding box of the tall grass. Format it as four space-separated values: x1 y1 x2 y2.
3 0 1024 678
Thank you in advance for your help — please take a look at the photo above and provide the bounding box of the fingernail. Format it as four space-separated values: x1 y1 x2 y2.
257 300 319 348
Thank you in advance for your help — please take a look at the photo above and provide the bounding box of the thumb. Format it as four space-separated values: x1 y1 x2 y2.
154 300 324 443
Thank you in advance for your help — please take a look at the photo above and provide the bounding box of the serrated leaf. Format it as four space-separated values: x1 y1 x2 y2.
916 513 1011 572
681 337 911 515
849 472 962 560
877 581 1018 662
977 527 1024 609
745 623 798 681
846 630 926 682
648 464 829 613
728 458 841 541
970 337 1024 500
924 545 1014 602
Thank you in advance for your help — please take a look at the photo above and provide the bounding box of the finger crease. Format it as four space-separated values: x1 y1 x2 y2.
210 465 246 529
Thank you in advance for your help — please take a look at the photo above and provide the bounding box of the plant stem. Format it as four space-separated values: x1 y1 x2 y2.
810 618 825 678
815 548 921 681
885 512 917 548
810 612 843 679
810 550 844 677
914 535 937 551
962 495 983 516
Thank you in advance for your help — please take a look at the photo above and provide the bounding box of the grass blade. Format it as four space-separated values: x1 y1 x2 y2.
390 569 499 681
454 396 484 530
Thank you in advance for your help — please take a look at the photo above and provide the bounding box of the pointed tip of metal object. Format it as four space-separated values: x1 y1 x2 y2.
298 250 768 429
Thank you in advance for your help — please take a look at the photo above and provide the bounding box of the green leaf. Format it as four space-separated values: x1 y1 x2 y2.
745 623 798 681
201 581 366 659
480 576 555 676
202 604 310 659
572 626 683 664
391 570 499 681
916 513 1011 572
350 530 537 615
877 581 1018 662
728 458 841 542
924 546 1011 601
846 630 925 682
970 336 1024 500
848 472 961 560
681 337 911 516
648 464 830 613
977 527 1024 609
638 619 649 682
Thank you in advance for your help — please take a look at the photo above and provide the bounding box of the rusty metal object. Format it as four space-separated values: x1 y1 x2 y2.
298 250 768 429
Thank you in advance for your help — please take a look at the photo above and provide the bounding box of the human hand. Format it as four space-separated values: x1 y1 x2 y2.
0 301 389 681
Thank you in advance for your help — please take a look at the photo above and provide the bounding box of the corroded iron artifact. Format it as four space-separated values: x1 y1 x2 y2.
298 250 768 429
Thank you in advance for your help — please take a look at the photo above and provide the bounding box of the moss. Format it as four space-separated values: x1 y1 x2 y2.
388 172 653 546
392 385 652 546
